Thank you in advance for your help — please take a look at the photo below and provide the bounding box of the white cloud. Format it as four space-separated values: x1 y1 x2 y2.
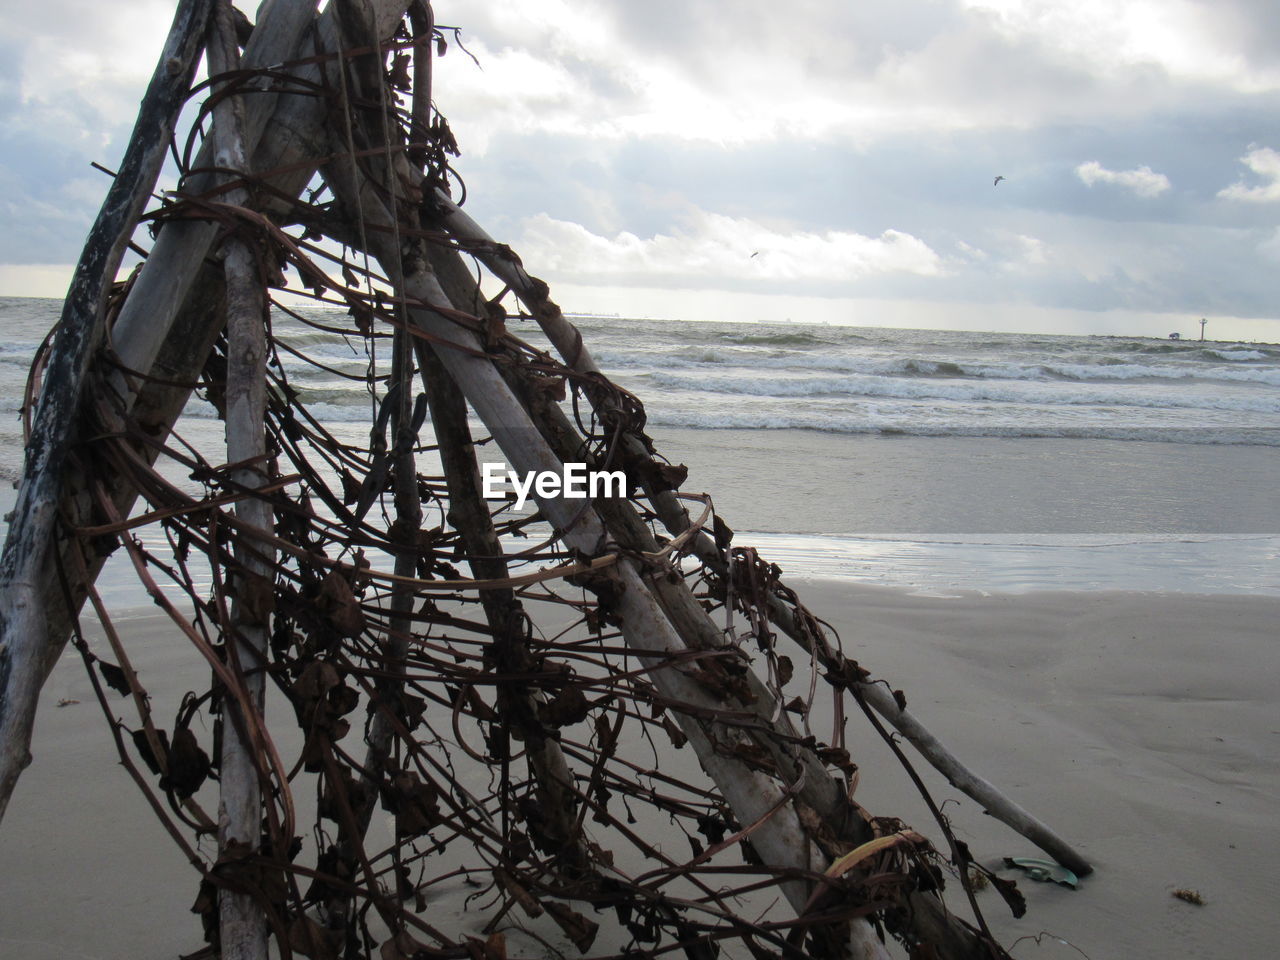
1217 146 1280 202
1258 227 1280 262
5 1 179 135
435 0 1278 153
1015 234 1048 266
959 0 1280 92
1075 161 1172 197
515 211 942 288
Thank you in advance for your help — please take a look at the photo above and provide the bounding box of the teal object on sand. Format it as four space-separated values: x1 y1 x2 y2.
1003 857 1080 889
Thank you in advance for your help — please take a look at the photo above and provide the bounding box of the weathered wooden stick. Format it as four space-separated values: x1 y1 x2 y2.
864 681 1092 875
492 346 993 959
318 326 424 937
104 0 320 401
46 0 408 667
420 252 734 960
743 588 1095 877
430 198 1092 877
416 341 592 864
405 282 882 959
0 0 214 825
349 329 422 828
421 245 622 877
406 0 434 157
208 3 274 957
320 1 599 875
412 194 1000 949
325 0 427 837
0 0 301 823
323 10 634 886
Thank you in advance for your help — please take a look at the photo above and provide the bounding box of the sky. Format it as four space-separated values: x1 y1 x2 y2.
1 0 1279 339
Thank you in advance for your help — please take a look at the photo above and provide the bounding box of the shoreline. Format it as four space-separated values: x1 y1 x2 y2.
739 530 1280 596
2 583 1277 958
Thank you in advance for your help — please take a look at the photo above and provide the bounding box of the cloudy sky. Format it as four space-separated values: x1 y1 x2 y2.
2 0 1279 339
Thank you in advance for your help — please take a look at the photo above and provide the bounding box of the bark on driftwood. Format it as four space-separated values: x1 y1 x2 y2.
207 3 275 957
0 0 214 824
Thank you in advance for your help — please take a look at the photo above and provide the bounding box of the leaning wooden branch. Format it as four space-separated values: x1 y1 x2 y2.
771 592 1094 879
0 0 214 825
430 195 1092 879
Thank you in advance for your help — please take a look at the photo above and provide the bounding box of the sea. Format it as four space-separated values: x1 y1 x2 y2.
2 296 1278 598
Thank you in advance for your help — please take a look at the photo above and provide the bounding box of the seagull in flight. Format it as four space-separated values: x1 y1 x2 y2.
993 175 1006 186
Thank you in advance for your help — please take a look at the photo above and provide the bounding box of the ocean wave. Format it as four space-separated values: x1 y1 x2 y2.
285 384 385 407
273 401 382 423
716 331 838 347
643 408 1280 445
275 330 376 351
1203 347 1270 362
1042 361 1280 385
597 348 1017 377
275 356 379 381
1108 340 1188 355
606 348 1280 387
641 371 1280 413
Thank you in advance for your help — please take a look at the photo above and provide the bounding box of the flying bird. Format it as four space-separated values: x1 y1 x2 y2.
993 175 1006 186
750 251 759 258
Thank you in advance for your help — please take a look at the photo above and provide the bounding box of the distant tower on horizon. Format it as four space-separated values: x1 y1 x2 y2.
1200 318 1208 341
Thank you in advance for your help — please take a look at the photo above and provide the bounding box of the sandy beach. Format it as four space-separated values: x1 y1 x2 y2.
2 581 1276 959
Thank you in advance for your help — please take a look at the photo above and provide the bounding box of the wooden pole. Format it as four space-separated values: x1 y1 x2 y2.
421 245 637 878
327 4 636 893
416 339 591 866
207 3 274 958
0 0 214 824
405 271 887 960
0 0 307 823
103 0 318 402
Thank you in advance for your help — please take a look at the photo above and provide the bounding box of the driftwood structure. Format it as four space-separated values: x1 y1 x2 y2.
0 2 1090 958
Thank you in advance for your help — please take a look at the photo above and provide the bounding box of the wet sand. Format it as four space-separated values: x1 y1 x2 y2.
648 428 1280 538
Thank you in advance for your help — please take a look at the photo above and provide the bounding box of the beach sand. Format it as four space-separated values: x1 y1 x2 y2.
2 583 1276 959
